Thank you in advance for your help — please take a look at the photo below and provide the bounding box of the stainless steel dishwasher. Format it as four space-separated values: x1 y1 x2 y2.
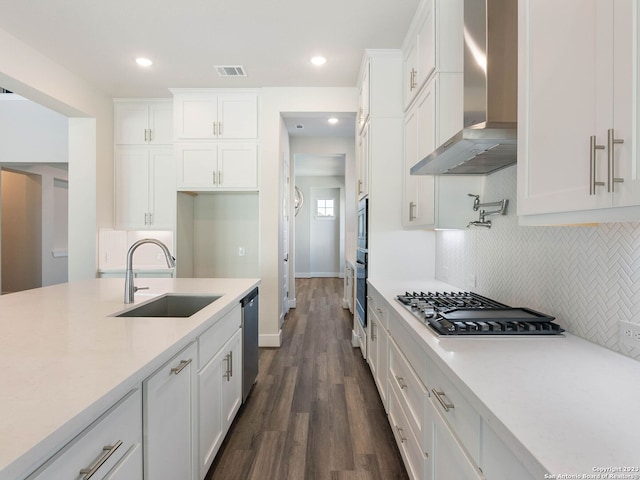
241 287 259 402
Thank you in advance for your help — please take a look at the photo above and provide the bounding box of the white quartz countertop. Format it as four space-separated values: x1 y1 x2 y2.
370 278 640 478
0 277 259 480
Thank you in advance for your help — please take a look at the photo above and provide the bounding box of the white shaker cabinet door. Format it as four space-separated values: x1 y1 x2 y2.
179 98 219 139
217 143 258 189
518 1 606 215
147 102 174 145
115 103 150 145
149 148 176 228
430 400 484 480
217 95 258 139
610 0 640 208
115 147 151 229
144 342 197 480
176 144 218 188
518 0 609 215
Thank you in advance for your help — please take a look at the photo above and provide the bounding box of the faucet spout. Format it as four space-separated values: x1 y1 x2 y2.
124 238 176 304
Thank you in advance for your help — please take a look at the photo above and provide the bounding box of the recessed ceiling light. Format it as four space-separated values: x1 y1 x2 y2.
311 56 327 66
135 57 153 67
328 117 339 124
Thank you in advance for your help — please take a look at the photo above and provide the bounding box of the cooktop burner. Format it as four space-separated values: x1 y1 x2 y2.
396 291 564 336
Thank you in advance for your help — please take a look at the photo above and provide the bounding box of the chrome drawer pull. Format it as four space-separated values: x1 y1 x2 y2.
396 376 407 390
432 388 454 411
608 128 624 192
79 440 123 479
170 358 192 375
395 425 407 443
589 135 605 195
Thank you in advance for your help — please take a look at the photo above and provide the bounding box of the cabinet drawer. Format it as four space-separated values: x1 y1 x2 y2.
389 338 429 453
28 389 142 480
389 311 427 384
426 354 481 464
388 381 429 480
368 292 388 330
199 305 241 369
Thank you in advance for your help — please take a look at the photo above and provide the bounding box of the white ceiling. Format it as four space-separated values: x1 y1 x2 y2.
0 0 419 98
282 112 356 137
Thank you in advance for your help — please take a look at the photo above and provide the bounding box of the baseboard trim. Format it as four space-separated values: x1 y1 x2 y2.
259 331 282 348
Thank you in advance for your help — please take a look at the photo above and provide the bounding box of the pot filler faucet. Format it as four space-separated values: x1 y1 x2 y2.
467 194 508 228
124 238 176 304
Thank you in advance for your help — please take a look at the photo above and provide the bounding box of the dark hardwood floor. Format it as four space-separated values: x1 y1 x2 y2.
206 277 408 480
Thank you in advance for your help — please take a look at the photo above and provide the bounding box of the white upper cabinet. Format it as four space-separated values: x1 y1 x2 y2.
114 100 173 145
518 0 640 222
358 61 370 133
172 90 258 140
403 0 462 109
175 143 258 191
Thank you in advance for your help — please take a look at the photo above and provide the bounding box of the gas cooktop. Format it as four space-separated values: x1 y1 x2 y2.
396 291 564 336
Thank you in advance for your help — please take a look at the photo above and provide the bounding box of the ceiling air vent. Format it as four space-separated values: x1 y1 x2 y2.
215 65 247 77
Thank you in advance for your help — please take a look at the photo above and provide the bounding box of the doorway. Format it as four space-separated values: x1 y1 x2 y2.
0 166 69 293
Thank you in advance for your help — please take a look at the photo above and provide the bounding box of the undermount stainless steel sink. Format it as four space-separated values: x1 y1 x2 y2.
115 294 221 318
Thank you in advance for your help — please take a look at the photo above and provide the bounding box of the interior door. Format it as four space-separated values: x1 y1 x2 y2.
281 152 290 324
309 187 340 276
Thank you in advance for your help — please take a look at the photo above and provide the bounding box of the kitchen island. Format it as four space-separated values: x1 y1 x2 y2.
369 279 640 479
0 277 259 480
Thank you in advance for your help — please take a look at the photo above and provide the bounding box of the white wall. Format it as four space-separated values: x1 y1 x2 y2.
437 165 640 361
0 27 114 280
0 95 68 163
259 87 358 347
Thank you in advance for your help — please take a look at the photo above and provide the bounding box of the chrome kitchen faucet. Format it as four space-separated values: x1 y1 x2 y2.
124 238 176 303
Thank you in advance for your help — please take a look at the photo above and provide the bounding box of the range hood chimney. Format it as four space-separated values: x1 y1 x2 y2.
411 0 517 175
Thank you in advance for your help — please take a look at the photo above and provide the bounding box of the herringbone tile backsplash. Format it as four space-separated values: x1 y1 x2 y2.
436 165 640 360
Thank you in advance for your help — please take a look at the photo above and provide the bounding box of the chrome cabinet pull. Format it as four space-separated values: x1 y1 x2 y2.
223 353 231 381
371 322 376 341
213 171 217 185
79 440 123 479
218 122 223 136
590 135 605 195
148 212 153 225
218 171 222 186
229 350 233 377
148 129 152 142
213 122 217 136
432 388 454 411
170 358 192 375
409 68 417 91
409 201 416 221
143 129 148 142
395 425 407 443
608 128 624 192
376 307 383 316
358 179 363 194
396 375 407 390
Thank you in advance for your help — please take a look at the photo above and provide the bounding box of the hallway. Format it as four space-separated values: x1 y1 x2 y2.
207 277 408 479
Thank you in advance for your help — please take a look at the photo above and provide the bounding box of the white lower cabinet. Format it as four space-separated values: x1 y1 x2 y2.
367 301 389 409
480 423 536 480
197 305 242 479
389 381 430 480
144 342 197 480
372 286 543 480
28 389 142 480
430 399 484 480
198 329 242 478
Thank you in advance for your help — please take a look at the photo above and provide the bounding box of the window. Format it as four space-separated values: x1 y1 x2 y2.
316 199 334 218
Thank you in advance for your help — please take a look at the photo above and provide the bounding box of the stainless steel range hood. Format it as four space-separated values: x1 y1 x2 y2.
411 0 517 175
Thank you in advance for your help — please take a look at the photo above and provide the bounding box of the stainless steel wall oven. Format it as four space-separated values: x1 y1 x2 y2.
355 198 368 326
